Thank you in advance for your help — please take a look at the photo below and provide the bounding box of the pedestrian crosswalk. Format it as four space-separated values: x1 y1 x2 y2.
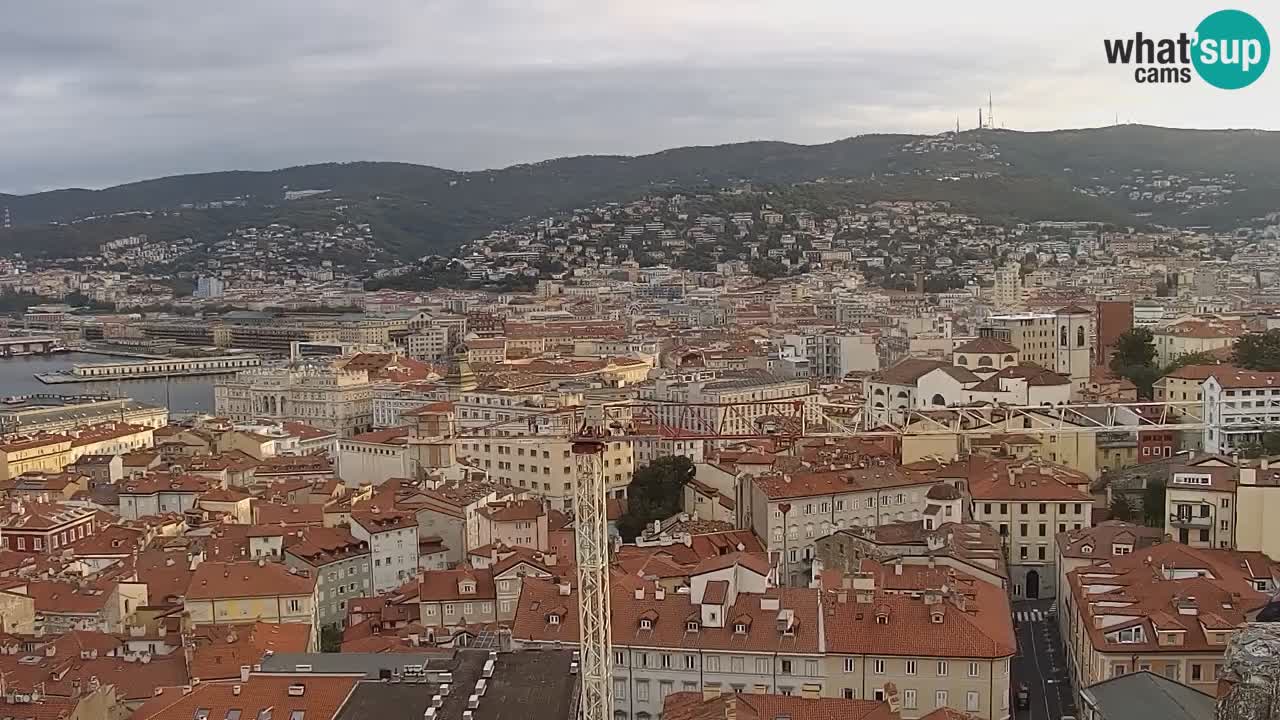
1015 609 1045 622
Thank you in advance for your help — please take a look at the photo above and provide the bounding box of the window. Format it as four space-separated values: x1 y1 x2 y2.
905 660 917 675
1191 663 1203 682
1038 523 1047 537
684 655 695 670
639 619 653 630
1019 546 1028 559
659 681 673 700
967 690 980 712
842 689 855 700
706 656 719 672
983 503 992 515
843 658 855 673
969 662 980 678
781 659 793 674
937 661 948 676
635 681 649 702
614 679 626 700
661 654 671 669
615 651 625 665
903 690 917 710
1038 546 1047 560
1019 523 1028 537
873 659 885 675
732 657 744 673
755 658 769 674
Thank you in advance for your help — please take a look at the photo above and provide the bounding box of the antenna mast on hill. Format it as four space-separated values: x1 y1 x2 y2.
988 92 994 129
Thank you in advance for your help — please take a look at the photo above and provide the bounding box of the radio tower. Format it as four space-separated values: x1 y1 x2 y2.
573 430 613 720
988 91 994 129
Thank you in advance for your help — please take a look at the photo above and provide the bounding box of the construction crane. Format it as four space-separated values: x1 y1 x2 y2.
449 396 1248 720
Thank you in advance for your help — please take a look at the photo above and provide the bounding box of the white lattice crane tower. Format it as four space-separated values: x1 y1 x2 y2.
572 436 613 720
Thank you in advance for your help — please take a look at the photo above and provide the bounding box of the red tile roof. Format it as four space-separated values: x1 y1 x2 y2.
133 674 359 720
663 692 899 720
186 560 316 600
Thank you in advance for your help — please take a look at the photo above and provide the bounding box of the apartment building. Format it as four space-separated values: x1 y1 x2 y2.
183 560 319 650
1053 521 1165 627
957 457 1094 600
1061 541 1278 697
740 460 943 587
349 507 419 594
1233 458 1280 558
473 498 550 550
417 566 498 632
1152 316 1245 367
403 326 451 360
282 526 372 629
1162 456 1237 549
458 433 633 512
0 500 99 555
781 331 878 378
983 307 1093 391
633 424 707 466
821 560 1016 719
1202 368 1280 454
515 552 1014 720
514 559 826 718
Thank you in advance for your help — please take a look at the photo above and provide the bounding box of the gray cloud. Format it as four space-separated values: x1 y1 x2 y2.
1 0 1276 193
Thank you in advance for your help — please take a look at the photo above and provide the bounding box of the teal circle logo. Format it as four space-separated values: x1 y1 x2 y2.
1192 9 1270 89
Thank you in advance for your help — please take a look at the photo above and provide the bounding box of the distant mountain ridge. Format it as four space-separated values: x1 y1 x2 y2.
2 125 1278 258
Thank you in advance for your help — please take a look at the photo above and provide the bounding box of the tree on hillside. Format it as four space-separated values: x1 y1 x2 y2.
615 456 697 542
1233 330 1280 371
748 258 787 280
1109 493 1135 523
1237 432 1280 459
1111 328 1157 370
1163 351 1221 374
1142 479 1167 528
1110 328 1160 399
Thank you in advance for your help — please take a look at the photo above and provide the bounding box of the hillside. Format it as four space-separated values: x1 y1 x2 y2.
2 125 1278 259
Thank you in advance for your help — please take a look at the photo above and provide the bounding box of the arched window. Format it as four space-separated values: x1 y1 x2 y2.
956 355 968 365
1060 325 1068 348
978 356 993 367
1004 354 1015 363
1077 325 1086 347
931 393 946 406
896 391 909 399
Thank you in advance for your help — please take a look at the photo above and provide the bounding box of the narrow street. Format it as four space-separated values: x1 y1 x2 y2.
1011 599 1076 720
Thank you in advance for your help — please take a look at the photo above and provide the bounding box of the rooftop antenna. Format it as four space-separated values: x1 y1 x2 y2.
987 91 994 130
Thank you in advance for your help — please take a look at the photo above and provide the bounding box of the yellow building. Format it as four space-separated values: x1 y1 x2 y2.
0 435 73 481
1232 459 1280 557
183 560 319 651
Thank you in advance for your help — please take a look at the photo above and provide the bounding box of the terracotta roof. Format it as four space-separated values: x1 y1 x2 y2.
1209 368 1280 389
1067 542 1278 656
1056 521 1165 560
953 337 1019 354
871 358 951 385
824 562 1015 659
752 461 933 501
1161 363 1235 381
481 499 545 522
515 576 821 654
663 692 899 720
947 455 1092 501
187 622 311 681
281 421 337 440
1156 317 1246 339
186 560 316 600
418 566 496 602
969 364 1070 391
255 502 324 527
133 674 359 720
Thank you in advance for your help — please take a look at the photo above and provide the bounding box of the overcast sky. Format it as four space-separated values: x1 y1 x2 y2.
1 1 1275 193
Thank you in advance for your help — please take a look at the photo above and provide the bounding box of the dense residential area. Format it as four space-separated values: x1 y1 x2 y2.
3 129 1280 720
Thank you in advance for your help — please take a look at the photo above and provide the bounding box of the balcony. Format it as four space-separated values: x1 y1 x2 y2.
1169 512 1213 528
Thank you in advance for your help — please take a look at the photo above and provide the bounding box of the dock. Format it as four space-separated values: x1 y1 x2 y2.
34 354 261 384
0 336 64 357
